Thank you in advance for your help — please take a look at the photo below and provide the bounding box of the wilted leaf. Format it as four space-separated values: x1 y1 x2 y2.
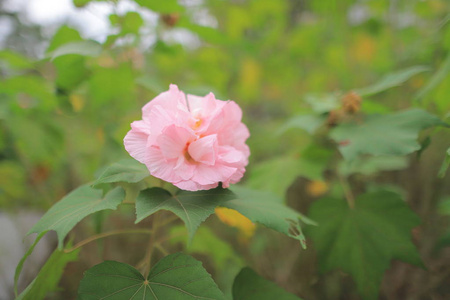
307 191 423 300
233 267 302 300
78 253 225 300
28 185 125 248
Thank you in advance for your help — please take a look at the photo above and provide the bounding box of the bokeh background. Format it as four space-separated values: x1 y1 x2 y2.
0 0 449 299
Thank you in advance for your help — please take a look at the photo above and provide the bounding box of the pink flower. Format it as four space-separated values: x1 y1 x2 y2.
124 84 250 191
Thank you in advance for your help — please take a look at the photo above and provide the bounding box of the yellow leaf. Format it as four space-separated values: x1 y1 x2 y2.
69 94 84 112
215 207 256 239
306 180 328 197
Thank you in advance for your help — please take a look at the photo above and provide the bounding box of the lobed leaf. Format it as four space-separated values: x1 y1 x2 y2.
136 187 235 242
78 253 225 300
331 109 446 160
28 185 125 248
307 190 423 300
233 267 302 300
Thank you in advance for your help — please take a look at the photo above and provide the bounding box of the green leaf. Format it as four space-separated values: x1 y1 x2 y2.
169 226 243 269
414 53 450 102
355 66 429 96
78 253 225 300
136 187 235 242
93 159 150 187
338 155 409 176
277 114 326 135
135 0 184 13
0 50 33 69
438 196 450 216
245 155 326 196
438 147 450 178
307 191 423 300
48 41 102 60
136 186 314 246
226 186 316 248
14 232 47 296
28 185 125 248
304 93 339 113
16 248 79 300
331 109 446 160
233 267 302 300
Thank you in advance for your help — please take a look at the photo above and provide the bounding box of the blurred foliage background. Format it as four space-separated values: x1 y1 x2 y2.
0 0 449 299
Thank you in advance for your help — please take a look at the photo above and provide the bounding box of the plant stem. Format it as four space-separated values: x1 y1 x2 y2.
142 213 161 276
63 229 152 253
338 173 355 209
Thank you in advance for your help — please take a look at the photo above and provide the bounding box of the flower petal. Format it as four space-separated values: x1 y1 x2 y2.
157 125 196 159
188 134 217 165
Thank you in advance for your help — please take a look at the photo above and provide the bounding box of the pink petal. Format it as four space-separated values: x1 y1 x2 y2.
146 147 182 183
174 180 218 191
142 84 188 122
188 135 217 165
157 125 196 159
193 164 237 185
124 129 149 164
173 156 196 180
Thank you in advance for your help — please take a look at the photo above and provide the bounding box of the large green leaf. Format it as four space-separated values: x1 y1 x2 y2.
93 159 150 187
233 267 302 300
136 186 315 246
136 187 235 242
16 248 79 300
355 66 429 96
307 191 423 300
226 186 316 248
331 109 446 160
78 253 225 300
28 185 125 248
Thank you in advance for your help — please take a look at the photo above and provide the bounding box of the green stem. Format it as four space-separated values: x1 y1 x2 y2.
338 173 355 209
63 229 152 253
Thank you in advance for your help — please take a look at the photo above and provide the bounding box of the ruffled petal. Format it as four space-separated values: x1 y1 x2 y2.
188 134 217 165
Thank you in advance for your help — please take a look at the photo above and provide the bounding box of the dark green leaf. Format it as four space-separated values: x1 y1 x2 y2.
78 253 225 300
136 187 235 242
331 109 446 160
226 186 316 248
233 267 302 300
28 185 125 248
16 248 79 300
93 159 150 187
307 191 423 300
355 66 429 96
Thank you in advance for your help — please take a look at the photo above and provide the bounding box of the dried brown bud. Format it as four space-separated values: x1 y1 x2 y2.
342 91 362 114
161 14 180 27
